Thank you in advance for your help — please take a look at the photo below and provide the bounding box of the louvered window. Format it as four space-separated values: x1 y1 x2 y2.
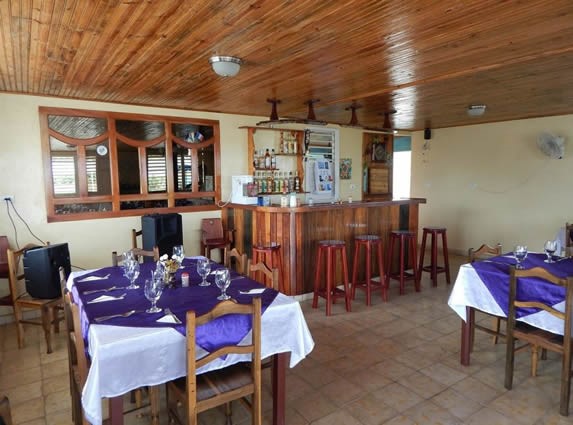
51 156 77 195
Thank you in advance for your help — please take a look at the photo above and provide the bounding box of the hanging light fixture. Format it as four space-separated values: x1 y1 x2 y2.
209 55 243 77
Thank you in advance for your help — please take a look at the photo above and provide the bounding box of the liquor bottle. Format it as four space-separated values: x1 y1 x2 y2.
271 148 277 169
280 132 285 154
260 173 266 193
293 136 298 154
277 172 283 193
283 173 289 194
264 148 271 169
267 172 273 193
258 151 265 169
253 149 258 169
294 171 301 192
288 171 294 192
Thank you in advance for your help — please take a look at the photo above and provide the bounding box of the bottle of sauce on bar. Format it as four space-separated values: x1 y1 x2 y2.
264 148 271 169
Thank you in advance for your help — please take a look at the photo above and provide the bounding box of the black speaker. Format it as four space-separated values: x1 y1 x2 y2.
23 243 71 299
142 213 183 258
424 128 432 140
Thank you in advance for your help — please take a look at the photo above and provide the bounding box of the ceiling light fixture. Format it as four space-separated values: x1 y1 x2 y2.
209 55 243 77
467 104 486 117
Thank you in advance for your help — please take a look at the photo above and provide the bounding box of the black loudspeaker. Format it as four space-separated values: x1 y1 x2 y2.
23 243 71 299
424 128 432 140
142 213 183 258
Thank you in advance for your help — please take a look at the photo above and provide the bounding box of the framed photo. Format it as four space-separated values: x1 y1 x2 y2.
340 158 352 180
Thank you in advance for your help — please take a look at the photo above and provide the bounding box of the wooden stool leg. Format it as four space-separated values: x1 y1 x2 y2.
376 242 388 302
340 246 351 312
410 235 420 292
418 230 428 282
385 236 395 290
365 242 372 306
312 248 323 309
351 243 360 300
431 232 438 287
42 305 53 354
398 236 406 295
274 250 285 293
326 247 333 316
442 231 451 284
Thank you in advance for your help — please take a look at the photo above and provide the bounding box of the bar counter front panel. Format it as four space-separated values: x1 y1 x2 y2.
223 199 426 296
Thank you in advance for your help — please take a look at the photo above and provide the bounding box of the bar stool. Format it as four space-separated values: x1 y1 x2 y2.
418 226 451 286
252 242 285 292
351 235 387 305
385 230 420 295
312 240 351 316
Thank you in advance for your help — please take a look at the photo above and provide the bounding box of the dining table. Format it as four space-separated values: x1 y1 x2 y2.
67 257 315 425
448 252 573 366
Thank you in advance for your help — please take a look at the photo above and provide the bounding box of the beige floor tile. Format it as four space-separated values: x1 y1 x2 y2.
290 392 338 423
450 375 503 405
0 366 42 391
465 407 515 424
382 414 417 425
310 408 363 425
344 393 398 425
1 381 43 406
318 376 366 407
430 388 483 420
371 382 424 413
419 362 468 387
44 389 71 415
397 370 447 399
11 397 45 424
402 400 463 425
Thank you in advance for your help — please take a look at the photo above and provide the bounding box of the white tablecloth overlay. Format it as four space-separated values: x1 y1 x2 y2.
448 262 567 336
68 264 315 425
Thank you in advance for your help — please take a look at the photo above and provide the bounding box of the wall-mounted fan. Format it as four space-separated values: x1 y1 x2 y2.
537 131 565 159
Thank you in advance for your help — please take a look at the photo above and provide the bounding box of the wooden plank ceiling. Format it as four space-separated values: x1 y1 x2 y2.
1 0 572 131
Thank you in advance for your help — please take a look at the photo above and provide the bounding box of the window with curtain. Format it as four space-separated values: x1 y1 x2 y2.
40 107 221 222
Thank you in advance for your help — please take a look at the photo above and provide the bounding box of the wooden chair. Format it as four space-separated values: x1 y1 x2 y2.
7 244 62 353
468 243 504 348
112 247 159 266
131 228 143 249
566 223 573 257
505 266 573 416
247 259 279 291
0 236 13 308
166 298 262 425
201 218 232 262
0 396 13 425
224 247 247 275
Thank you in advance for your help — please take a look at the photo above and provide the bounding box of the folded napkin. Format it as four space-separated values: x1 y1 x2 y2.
239 288 266 295
157 315 179 324
88 294 125 304
78 274 109 282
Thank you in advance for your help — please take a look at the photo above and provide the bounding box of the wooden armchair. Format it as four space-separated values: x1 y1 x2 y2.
247 259 279 291
7 244 62 353
131 229 143 249
505 266 573 416
566 222 573 257
166 298 262 425
224 247 247 275
468 243 504 348
200 218 233 262
0 236 13 308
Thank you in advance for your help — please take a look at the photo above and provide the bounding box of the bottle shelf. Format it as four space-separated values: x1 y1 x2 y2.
275 152 301 157
254 167 279 171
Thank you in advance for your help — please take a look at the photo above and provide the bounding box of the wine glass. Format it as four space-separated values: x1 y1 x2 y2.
144 278 163 313
214 268 231 300
197 258 211 287
514 245 528 269
121 251 135 277
172 245 185 264
544 240 557 263
125 259 140 289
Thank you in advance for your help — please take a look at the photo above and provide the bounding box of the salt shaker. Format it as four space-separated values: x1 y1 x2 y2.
181 272 189 287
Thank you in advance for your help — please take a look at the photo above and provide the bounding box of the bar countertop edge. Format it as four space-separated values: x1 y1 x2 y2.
224 198 426 212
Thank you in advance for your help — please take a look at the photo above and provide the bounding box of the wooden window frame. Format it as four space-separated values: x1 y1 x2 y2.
40 107 221 222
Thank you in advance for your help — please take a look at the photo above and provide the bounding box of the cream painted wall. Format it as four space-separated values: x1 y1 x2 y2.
0 93 363 315
411 115 573 255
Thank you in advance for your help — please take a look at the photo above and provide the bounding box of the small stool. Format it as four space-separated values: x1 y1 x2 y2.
385 230 420 295
351 235 388 305
418 227 451 286
252 242 285 292
312 240 351 316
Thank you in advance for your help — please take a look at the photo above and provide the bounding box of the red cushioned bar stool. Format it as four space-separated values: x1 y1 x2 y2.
252 242 285 292
351 235 388 305
418 226 451 287
312 240 351 316
385 230 420 295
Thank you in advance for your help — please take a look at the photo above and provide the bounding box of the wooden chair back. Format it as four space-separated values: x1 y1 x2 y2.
131 229 143 249
566 223 573 257
224 247 247 275
112 247 159 266
186 298 262 424
201 218 224 242
468 243 502 263
6 244 40 301
505 266 573 416
247 259 279 290
0 236 9 278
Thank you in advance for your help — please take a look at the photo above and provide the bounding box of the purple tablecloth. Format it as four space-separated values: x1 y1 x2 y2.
472 253 573 318
73 258 278 354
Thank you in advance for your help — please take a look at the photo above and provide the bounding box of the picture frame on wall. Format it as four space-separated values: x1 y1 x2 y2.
340 158 352 179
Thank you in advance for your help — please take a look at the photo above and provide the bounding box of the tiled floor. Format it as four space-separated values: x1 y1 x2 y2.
1 254 572 424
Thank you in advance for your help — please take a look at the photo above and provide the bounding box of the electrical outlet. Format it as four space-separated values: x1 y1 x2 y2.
1 195 14 202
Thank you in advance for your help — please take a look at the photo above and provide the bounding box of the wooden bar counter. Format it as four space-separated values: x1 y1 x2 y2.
222 199 426 296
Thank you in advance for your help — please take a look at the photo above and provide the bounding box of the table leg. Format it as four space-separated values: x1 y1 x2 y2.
460 306 473 366
109 396 123 425
272 352 287 425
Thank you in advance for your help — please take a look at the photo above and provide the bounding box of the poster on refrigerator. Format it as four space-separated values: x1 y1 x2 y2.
314 159 333 193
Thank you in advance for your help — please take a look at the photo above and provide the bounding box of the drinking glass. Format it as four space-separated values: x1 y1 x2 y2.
514 245 528 269
172 245 185 264
214 268 231 300
144 278 163 313
544 240 557 263
125 259 140 289
197 258 211 287
121 251 135 277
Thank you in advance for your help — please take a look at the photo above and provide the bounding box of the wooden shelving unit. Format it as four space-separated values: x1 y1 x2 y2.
362 132 393 200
